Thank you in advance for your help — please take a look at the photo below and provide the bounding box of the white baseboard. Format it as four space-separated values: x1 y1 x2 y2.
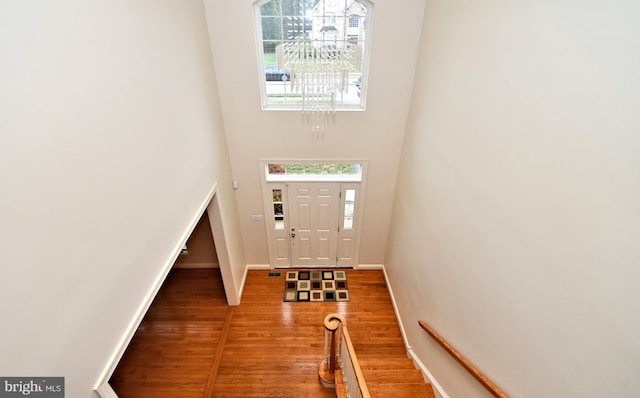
381 265 449 398
408 348 449 398
380 265 411 351
246 264 271 270
355 263 384 270
239 264 270 300
95 383 118 398
173 262 219 269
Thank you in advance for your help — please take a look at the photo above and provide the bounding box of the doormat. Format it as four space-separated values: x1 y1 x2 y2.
283 270 349 302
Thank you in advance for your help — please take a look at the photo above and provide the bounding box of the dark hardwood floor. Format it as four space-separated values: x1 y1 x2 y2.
110 268 431 397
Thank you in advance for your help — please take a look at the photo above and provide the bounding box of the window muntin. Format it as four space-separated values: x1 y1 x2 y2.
256 0 371 109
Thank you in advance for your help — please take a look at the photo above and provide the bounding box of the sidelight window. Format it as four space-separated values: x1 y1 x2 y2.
272 189 285 229
343 188 355 229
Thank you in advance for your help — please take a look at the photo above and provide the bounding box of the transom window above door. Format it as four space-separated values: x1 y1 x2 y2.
254 0 372 110
265 162 362 182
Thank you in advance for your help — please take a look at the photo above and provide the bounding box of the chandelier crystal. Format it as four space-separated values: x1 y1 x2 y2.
275 0 364 132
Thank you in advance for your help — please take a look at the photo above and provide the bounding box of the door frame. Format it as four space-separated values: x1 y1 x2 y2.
259 160 367 269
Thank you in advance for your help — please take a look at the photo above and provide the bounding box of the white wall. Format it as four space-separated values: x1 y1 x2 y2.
0 1 244 396
387 1 640 397
203 0 427 265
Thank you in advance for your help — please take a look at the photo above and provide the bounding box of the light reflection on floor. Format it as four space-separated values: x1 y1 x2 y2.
280 302 293 325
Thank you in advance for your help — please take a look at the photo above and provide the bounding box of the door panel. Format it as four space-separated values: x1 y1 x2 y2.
297 204 311 230
275 238 289 260
317 238 330 260
289 183 340 267
318 204 331 230
298 238 311 260
338 237 352 259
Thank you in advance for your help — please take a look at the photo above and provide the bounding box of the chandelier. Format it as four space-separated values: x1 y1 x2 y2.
275 4 363 133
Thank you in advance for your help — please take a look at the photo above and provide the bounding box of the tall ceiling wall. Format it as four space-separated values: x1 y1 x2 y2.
204 0 427 265
0 1 244 396
388 1 640 397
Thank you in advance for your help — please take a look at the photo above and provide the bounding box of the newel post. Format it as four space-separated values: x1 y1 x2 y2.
319 313 346 388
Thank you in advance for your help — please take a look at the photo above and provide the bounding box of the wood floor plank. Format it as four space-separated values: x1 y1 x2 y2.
110 268 228 398
110 268 433 398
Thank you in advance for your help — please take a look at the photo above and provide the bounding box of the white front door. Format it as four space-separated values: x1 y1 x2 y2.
288 183 340 267
263 181 363 268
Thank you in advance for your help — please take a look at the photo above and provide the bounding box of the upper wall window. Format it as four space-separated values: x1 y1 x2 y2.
255 0 372 110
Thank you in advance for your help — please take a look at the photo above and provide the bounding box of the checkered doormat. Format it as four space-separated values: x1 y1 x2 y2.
283 270 349 302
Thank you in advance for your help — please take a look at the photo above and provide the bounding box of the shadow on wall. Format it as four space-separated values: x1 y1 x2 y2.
173 210 219 268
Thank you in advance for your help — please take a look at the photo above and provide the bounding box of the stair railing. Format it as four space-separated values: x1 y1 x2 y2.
319 313 370 398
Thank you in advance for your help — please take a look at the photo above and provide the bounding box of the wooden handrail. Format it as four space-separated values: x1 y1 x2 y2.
340 325 370 398
418 320 509 398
